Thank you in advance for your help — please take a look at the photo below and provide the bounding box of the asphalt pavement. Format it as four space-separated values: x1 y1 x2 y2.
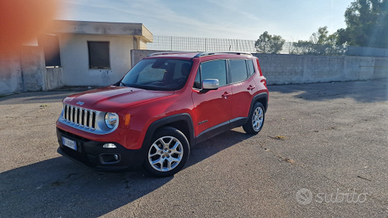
0 79 387 217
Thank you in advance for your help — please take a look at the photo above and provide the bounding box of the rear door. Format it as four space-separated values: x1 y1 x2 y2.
229 59 257 119
191 59 232 136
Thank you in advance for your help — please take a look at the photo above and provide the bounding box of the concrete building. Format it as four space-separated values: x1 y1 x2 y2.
46 20 153 86
0 20 153 95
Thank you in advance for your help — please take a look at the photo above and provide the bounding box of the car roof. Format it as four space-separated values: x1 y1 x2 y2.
145 52 254 60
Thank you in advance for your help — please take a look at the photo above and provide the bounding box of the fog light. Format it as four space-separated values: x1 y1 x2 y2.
103 143 117 149
100 153 120 164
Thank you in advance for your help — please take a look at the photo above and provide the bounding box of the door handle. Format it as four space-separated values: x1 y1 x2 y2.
247 85 255 91
222 92 231 99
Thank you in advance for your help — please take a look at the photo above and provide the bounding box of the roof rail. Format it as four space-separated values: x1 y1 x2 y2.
147 51 194 57
193 51 252 58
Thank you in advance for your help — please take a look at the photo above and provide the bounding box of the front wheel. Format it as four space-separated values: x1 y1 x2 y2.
243 102 265 134
143 126 190 177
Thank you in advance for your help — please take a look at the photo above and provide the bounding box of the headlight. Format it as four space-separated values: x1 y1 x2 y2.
105 112 119 129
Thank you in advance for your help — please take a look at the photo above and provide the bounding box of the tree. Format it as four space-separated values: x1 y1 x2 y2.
290 40 316 54
337 0 388 48
310 26 338 45
291 26 344 55
255 31 285 54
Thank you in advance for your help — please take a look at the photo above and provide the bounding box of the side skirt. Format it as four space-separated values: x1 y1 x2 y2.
194 117 247 145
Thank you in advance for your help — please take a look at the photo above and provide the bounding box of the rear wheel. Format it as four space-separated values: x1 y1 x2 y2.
243 102 265 134
143 126 190 177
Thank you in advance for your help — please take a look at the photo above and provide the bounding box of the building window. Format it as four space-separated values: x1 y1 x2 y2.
38 34 61 67
88 41 110 69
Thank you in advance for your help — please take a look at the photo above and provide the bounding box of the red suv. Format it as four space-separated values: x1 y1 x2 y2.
56 52 268 177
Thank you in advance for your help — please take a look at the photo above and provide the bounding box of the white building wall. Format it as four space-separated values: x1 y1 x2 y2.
139 40 147 49
59 34 134 86
0 46 47 95
0 54 22 95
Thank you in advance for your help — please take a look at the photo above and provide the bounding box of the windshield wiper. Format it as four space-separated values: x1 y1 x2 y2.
120 81 128 87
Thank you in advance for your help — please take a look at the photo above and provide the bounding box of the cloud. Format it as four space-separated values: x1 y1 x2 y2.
60 0 263 39
204 0 262 22
59 0 351 41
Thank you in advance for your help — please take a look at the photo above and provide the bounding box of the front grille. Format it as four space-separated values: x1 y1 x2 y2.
63 104 97 130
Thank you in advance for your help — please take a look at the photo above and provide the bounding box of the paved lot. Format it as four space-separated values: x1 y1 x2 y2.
1 79 388 217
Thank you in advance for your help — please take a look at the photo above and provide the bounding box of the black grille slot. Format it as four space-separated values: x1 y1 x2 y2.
76 108 80 123
91 112 96 129
64 105 68 120
72 107 75 122
86 111 90 127
81 109 85 126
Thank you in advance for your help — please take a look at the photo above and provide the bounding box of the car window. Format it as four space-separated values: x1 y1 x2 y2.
121 58 192 91
229 59 248 83
193 69 201 89
173 62 184 79
137 64 165 83
246 59 255 76
201 60 227 87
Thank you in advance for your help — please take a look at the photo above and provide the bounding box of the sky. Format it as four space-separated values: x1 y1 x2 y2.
57 0 355 42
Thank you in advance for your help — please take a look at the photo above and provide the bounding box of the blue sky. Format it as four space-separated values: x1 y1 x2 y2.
58 0 354 41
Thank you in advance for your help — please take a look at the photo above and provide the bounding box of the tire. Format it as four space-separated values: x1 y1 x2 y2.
243 102 265 134
143 126 190 177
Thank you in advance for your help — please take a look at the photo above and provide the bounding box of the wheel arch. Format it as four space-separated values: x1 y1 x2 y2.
250 92 268 114
143 113 195 150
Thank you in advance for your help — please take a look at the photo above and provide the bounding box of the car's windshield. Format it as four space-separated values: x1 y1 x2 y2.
120 58 193 91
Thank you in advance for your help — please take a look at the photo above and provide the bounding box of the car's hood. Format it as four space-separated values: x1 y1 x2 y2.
63 86 174 112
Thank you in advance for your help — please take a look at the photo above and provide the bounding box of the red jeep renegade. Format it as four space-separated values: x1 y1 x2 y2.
56 52 268 177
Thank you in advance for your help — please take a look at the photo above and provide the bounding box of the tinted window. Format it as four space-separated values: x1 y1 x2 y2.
201 60 227 87
246 59 255 76
230 59 248 83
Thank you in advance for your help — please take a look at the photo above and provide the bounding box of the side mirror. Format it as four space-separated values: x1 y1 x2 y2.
202 79 219 90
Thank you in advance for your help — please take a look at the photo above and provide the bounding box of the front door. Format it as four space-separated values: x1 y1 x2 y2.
191 59 232 136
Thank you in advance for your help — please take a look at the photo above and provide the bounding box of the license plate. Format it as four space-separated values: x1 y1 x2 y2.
62 137 77 151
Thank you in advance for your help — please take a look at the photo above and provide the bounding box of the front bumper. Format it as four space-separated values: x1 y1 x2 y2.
56 127 146 171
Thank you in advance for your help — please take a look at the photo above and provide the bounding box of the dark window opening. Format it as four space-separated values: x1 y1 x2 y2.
38 34 61 67
88 41 110 69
